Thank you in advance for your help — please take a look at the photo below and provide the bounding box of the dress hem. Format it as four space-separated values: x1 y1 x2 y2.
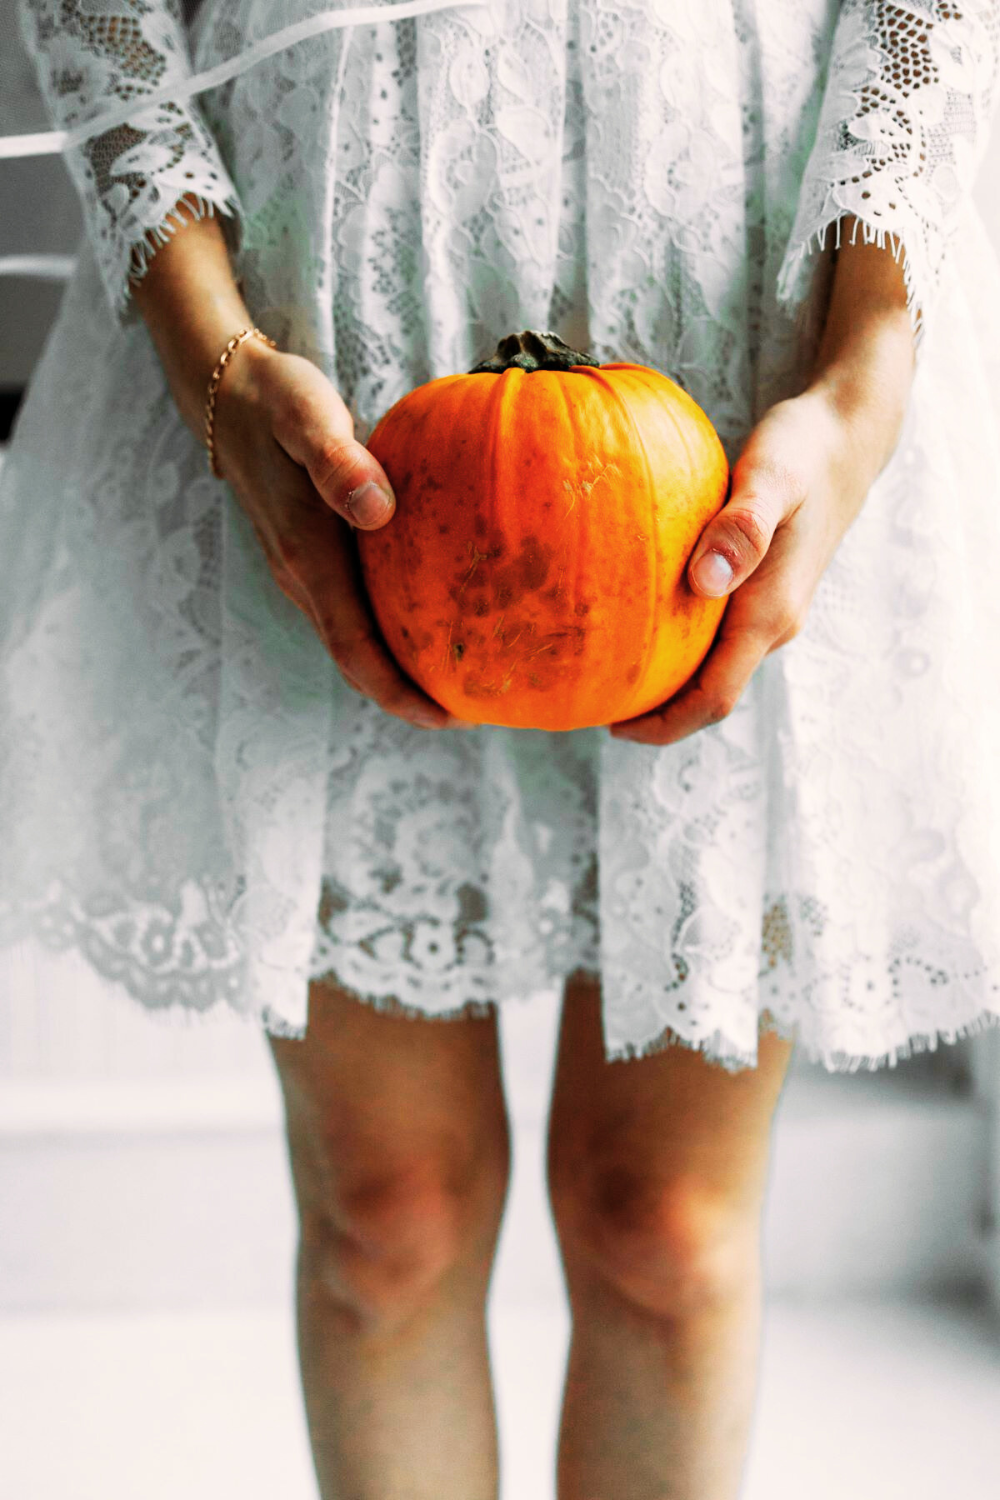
7 929 1000 1078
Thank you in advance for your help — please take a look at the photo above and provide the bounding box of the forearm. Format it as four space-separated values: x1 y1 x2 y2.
806 219 917 488
130 196 256 441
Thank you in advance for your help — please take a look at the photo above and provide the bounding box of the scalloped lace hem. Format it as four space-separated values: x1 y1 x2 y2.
601 1000 1000 1075
6 925 1000 1076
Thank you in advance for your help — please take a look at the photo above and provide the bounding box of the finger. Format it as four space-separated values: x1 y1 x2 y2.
269 356 397 530
686 442 806 601
255 444 462 729
290 507 463 729
608 608 767 745
611 529 811 745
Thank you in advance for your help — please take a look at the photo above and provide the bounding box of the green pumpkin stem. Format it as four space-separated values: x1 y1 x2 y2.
468 329 601 374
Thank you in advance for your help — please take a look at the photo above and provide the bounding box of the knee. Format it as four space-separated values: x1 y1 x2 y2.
299 1150 510 1332
549 1164 759 1319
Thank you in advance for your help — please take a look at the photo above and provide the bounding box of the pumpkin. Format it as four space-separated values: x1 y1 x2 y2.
356 329 730 731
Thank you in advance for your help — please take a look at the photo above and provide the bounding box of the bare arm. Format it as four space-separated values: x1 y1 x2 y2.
612 228 917 742
130 198 256 441
131 202 463 731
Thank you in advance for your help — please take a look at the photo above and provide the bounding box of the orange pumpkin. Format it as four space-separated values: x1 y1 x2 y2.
356 329 730 731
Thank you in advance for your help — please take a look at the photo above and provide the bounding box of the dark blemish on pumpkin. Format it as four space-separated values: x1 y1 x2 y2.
625 662 641 685
438 524 451 535
472 597 489 616
488 534 553 607
401 625 411 638
452 541 490 601
474 516 487 537
452 641 465 660
518 535 551 591
575 600 591 616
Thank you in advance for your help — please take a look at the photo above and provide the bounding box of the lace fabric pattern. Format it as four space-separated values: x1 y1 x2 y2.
19 0 244 320
3 0 1000 1073
778 0 1000 342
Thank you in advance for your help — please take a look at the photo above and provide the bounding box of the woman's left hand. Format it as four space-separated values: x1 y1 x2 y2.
608 232 917 747
608 390 873 744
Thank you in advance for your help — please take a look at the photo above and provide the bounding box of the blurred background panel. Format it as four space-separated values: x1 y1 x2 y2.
0 24 82 418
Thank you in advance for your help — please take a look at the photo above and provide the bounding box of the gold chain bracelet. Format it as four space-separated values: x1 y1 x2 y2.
204 327 277 478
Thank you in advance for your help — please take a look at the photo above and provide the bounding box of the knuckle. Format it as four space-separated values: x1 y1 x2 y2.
330 627 376 667
704 685 739 721
274 531 302 573
380 689 420 721
710 695 738 722
723 505 772 562
312 436 359 495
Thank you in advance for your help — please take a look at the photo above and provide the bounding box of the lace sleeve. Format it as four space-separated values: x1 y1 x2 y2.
777 0 1000 345
19 0 243 322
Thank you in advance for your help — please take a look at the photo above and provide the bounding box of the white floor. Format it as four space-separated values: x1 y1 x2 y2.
1 1293 997 1500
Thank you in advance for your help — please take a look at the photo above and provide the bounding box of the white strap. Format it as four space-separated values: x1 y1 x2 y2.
0 0 491 161
0 254 77 281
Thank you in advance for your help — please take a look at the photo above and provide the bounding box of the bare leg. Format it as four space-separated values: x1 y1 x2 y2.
547 975 795 1500
554 1228 765 1499
293 1217 505 1499
268 980 512 1500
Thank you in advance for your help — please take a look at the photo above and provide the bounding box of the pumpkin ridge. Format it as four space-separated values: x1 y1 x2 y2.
480 366 509 697
551 368 586 680
575 365 659 721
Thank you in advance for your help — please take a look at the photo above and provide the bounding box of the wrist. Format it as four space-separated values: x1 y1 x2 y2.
130 202 257 439
804 229 917 486
805 315 914 487
205 332 279 478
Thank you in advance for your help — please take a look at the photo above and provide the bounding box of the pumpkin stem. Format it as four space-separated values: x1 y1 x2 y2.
468 329 601 374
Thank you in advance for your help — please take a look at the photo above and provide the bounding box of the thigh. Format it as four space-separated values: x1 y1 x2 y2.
545 971 795 1216
267 979 512 1228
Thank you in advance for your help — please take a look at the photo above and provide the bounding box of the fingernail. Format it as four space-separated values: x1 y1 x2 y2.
346 480 393 527
412 711 445 729
692 550 733 596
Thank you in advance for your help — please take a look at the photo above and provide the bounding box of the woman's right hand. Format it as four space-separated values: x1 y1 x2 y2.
209 338 463 731
129 201 461 731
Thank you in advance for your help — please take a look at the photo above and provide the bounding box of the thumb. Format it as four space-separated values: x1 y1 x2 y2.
272 358 397 529
686 450 799 599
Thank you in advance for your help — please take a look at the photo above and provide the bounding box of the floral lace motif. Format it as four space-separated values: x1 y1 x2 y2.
20 0 242 319
5 0 1000 1074
779 0 1000 342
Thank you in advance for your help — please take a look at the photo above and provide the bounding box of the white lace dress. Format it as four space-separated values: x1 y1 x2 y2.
3 0 1000 1073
